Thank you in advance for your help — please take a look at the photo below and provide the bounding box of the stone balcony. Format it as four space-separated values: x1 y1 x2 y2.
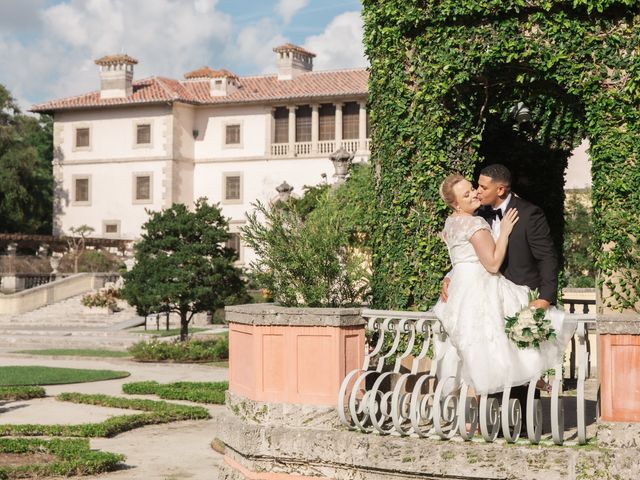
270 139 370 158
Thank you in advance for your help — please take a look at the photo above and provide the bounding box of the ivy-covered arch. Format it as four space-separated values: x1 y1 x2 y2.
365 0 640 314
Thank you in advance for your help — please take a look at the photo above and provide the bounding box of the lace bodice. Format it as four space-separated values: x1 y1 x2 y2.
441 215 491 265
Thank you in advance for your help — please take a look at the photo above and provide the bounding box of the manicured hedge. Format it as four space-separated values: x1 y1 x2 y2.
0 437 124 479
128 336 228 362
0 393 210 438
0 386 45 401
122 381 228 404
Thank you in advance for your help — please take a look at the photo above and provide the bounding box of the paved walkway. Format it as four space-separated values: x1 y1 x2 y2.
0 354 228 480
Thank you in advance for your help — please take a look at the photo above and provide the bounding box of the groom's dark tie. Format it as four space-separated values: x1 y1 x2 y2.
488 208 503 221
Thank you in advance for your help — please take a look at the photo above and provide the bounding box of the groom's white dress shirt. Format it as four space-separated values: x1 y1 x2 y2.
490 193 512 238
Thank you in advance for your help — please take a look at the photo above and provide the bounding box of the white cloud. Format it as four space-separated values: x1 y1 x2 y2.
275 0 308 24
303 11 367 71
230 18 286 75
0 0 232 108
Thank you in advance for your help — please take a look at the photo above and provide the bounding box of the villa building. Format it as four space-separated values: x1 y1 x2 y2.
31 44 370 265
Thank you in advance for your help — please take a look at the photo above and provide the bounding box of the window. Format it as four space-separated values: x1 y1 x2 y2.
133 173 153 203
103 220 121 236
274 107 289 143
136 124 151 145
342 102 359 139
72 176 90 205
224 174 241 201
295 105 311 142
225 124 241 145
226 233 241 255
319 104 335 141
75 127 90 148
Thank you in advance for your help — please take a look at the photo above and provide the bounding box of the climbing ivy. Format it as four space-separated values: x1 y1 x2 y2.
364 0 640 314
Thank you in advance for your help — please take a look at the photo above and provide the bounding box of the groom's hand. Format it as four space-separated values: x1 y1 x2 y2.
440 278 450 302
530 299 550 310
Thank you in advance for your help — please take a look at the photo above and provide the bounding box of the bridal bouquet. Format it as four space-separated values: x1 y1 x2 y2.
504 290 556 349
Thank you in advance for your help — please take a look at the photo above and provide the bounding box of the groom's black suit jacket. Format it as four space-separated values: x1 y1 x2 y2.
478 195 558 305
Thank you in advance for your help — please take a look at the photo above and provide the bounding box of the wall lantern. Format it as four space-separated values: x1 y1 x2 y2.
510 102 531 128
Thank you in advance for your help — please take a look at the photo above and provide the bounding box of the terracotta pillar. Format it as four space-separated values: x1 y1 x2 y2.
598 314 640 422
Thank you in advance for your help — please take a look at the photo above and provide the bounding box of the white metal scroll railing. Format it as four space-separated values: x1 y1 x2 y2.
337 309 596 446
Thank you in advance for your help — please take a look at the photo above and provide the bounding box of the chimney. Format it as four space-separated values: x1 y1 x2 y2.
184 67 239 97
273 43 315 80
95 54 138 99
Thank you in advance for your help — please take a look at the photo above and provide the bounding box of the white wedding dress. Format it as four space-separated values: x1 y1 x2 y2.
432 215 575 395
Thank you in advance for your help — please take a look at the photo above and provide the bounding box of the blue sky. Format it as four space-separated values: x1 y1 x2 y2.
0 0 366 109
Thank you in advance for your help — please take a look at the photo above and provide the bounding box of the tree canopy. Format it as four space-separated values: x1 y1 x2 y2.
121 199 248 340
0 84 53 235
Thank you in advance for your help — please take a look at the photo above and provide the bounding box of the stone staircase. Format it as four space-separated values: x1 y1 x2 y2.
0 295 147 351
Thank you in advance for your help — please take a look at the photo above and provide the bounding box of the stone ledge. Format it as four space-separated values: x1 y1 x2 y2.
225 303 364 327
214 406 640 480
597 422 640 448
225 390 341 429
597 314 640 334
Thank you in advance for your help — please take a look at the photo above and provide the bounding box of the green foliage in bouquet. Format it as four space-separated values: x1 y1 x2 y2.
505 290 556 349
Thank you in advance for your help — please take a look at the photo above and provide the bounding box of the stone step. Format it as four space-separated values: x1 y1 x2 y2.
1 335 140 349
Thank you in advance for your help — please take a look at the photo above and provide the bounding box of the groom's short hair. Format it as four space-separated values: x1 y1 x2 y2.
480 164 511 188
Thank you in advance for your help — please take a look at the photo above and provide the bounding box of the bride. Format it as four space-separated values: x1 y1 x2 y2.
433 174 574 395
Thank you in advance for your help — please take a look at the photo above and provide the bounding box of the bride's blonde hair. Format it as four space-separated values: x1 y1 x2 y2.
439 174 465 208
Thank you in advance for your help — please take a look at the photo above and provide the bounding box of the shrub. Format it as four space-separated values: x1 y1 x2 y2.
242 164 373 307
127 337 228 363
81 287 120 310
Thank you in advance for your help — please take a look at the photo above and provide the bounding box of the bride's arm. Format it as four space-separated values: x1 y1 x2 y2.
469 209 519 273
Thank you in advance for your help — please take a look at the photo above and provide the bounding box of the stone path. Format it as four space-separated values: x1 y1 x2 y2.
0 354 227 480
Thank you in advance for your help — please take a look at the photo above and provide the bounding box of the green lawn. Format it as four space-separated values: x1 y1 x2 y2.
14 349 131 358
0 366 130 386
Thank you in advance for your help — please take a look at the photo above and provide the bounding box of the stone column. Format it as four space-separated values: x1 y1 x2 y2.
267 107 275 155
334 102 343 149
358 101 367 153
311 104 319 154
287 105 296 157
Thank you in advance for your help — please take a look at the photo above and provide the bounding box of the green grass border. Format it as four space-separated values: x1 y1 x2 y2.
122 381 229 404
0 386 46 401
0 393 210 438
0 437 124 479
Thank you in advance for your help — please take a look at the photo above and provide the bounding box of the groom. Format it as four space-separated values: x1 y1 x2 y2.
441 163 558 430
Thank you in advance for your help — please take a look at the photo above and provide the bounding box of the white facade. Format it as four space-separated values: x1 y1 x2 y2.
37 47 370 266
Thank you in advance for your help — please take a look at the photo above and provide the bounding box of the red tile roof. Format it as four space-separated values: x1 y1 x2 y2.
31 69 368 113
184 67 238 80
